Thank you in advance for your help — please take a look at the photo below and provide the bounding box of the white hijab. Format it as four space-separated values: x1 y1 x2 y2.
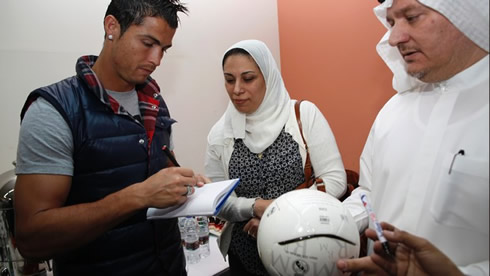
374 0 489 93
222 40 291 154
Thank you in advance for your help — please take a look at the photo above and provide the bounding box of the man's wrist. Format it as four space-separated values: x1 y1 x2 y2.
122 181 148 210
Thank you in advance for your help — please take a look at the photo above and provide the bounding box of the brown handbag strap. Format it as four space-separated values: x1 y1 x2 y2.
295 100 314 189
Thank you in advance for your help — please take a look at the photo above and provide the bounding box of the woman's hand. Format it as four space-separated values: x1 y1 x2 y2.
253 199 274 218
243 217 260 239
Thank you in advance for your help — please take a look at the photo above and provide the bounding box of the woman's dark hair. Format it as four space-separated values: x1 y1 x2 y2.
222 48 252 68
105 0 188 37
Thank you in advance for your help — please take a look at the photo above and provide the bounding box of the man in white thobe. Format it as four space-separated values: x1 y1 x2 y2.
339 0 489 275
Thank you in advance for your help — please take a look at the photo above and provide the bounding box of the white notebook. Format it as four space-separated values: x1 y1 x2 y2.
146 178 240 219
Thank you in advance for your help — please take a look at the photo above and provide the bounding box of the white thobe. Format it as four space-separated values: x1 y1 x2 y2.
343 55 489 275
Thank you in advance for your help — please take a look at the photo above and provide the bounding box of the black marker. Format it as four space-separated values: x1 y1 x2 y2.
162 145 180 167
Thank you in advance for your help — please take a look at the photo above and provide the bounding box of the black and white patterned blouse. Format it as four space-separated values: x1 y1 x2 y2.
228 128 304 275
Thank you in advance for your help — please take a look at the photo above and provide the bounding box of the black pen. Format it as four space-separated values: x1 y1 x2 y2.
448 149 465 174
162 145 180 167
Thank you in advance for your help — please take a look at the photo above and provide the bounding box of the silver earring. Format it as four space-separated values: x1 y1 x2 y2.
108 34 113 40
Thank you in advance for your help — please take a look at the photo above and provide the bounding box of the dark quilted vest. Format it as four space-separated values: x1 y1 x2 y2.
20 76 186 276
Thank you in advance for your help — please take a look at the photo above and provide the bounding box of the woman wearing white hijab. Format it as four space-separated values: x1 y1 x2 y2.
205 39 346 275
338 0 488 275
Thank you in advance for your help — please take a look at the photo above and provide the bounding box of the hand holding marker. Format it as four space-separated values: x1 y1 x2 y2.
360 193 394 257
163 145 196 196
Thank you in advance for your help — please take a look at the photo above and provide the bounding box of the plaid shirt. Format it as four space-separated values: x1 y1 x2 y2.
76 55 174 146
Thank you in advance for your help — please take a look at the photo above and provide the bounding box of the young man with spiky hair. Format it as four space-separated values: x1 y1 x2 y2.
14 1 205 275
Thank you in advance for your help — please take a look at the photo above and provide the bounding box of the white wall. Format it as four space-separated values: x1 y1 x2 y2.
0 0 280 174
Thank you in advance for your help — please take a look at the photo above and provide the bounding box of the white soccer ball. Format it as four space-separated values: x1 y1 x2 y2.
257 189 360 276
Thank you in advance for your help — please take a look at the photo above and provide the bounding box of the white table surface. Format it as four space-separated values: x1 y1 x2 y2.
187 235 229 276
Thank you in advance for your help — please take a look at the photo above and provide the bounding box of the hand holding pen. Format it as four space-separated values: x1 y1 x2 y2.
161 145 209 196
162 145 195 197
338 221 463 276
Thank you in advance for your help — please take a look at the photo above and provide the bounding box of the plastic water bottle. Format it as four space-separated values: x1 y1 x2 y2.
178 217 186 246
196 216 210 258
183 216 200 264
